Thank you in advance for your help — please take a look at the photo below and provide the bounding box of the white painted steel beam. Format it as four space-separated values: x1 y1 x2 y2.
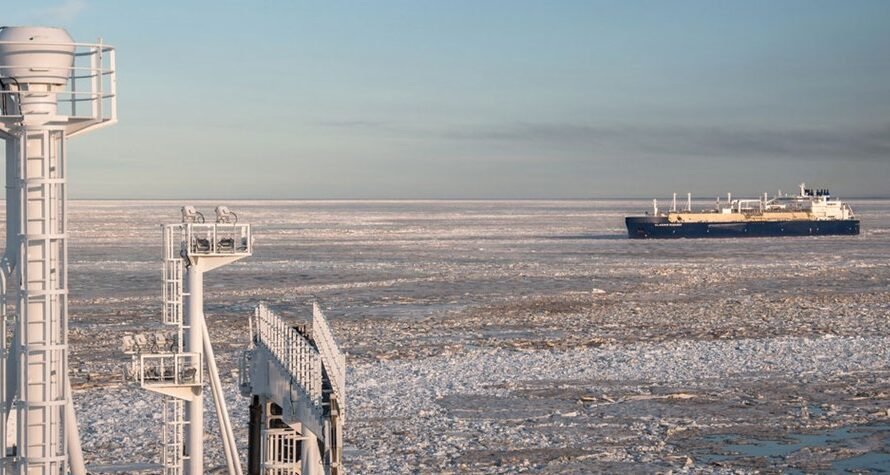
201 316 242 475
185 268 204 475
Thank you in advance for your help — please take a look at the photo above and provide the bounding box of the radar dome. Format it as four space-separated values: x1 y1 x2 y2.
0 26 75 85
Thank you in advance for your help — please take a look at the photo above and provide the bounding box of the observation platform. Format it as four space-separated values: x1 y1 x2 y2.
0 27 117 133
134 352 203 401
182 223 251 257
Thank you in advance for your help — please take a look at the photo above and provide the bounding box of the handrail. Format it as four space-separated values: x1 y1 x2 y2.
261 428 307 471
183 223 251 256
0 39 114 49
253 305 322 406
312 303 346 405
140 352 202 387
0 40 116 126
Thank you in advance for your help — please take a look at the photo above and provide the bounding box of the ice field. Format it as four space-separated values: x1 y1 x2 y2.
10 199 889 472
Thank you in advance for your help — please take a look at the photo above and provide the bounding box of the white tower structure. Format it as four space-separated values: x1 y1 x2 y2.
130 207 251 475
125 207 346 474
0 27 116 474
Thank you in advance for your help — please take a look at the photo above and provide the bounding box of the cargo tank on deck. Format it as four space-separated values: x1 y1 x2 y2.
626 183 860 239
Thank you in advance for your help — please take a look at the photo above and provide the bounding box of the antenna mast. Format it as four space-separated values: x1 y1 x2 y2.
127 207 252 475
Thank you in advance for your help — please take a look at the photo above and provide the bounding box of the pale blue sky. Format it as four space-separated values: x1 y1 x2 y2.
5 0 890 198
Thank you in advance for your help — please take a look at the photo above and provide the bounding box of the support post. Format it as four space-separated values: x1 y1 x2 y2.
301 429 322 475
248 396 262 475
186 268 203 475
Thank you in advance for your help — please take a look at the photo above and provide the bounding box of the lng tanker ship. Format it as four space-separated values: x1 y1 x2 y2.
626 183 860 239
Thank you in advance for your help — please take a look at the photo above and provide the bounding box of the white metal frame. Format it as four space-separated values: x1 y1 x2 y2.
261 429 304 475
137 218 251 475
139 353 202 388
312 303 346 409
183 223 252 257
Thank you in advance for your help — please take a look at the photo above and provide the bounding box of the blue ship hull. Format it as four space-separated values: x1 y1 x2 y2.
625 216 860 239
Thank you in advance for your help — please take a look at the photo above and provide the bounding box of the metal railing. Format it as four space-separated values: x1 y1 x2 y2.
0 40 116 127
139 352 202 388
312 303 346 405
184 223 251 257
261 428 303 474
121 331 178 355
252 305 322 406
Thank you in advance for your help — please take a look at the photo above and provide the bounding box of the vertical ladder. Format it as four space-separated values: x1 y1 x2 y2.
162 225 185 352
17 128 69 473
162 397 187 475
161 225 187 475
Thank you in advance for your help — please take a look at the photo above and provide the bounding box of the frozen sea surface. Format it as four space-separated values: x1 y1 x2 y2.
3 199 889 472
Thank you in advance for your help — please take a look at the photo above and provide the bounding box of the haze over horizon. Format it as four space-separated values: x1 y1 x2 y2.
3 0 889 199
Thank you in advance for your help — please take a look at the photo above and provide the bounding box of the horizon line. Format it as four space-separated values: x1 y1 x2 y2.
51 195 890 201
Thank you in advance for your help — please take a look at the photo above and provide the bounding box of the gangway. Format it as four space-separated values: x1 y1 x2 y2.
240 304 346 475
